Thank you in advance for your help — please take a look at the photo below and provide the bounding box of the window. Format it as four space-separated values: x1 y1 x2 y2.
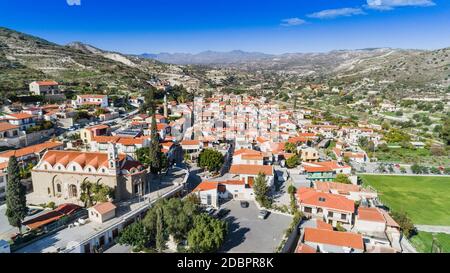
328 211 333 218
341 214 347 220
304 207 312 213
56 184 61 193
318 197 326 202
58 166 61 170
73 166 76 171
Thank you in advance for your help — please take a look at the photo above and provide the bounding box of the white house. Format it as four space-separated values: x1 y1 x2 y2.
72 95 108 108
229 164 274 189
29 81 59 96
297 187 355 228
88 202 117 224
303 227 364 253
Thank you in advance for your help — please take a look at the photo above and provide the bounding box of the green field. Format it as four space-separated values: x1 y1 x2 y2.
410 232 450 253
361 175 450 225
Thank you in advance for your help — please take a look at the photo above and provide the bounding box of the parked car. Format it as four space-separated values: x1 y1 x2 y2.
215 208 230 219
258 210 269 219
204 207 215 216
240 201 249 208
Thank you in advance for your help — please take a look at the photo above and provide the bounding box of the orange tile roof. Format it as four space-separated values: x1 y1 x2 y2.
229 164 273 176
233 148 261 156
343 152 365 159
92 202 116 215
0 141 63 159
181 140 200 146
296 243 317 253
241 154 264 160
0 122 18 132
7 113 34 120
79 94 107 99
315 181 360 193
41 150 127 169
192 181 218 192
357 207 385 223
304 227 364 250
316 219 333 231
36 80 58 86
297 188 355 213
92 136 121 143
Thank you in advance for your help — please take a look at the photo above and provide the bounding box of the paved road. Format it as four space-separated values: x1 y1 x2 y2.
415 225 450 234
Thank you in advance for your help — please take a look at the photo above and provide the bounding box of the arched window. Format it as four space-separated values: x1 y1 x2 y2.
56 184 61 193
73 166 76 171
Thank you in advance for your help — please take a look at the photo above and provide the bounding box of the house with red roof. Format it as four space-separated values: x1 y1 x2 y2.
302 227 364 253
2 112 37 131
229 164 275 189
297 187 355 227
0 122 23 148
88 202 117 223
354 207 401 251
301 161 352 182
232 148 264 165
29 80 59 96
192 179 254 208
72 94 108 108
314 181 377 201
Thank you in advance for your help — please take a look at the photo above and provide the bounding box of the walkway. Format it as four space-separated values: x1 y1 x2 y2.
415 225 450 234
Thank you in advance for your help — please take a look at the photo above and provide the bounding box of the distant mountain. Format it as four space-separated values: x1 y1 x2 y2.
140 50 274 64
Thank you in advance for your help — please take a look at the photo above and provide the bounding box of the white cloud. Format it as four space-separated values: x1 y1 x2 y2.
365 0 435 10
307 8 366 19
280 18 306 27
66 0 81 6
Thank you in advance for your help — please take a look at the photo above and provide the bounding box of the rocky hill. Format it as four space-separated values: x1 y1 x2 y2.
0 27 174 95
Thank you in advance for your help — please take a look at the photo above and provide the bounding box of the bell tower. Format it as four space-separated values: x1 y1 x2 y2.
108 143 118 172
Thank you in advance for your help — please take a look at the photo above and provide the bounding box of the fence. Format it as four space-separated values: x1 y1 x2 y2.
280 218 303 253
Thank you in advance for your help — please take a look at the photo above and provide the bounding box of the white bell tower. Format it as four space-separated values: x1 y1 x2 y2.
108 143 118 172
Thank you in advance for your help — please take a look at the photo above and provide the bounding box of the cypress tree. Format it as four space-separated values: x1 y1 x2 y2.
5 156 28 233
148 115 163 174
155 206 165 252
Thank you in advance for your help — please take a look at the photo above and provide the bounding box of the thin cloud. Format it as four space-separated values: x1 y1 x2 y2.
307 8 366 19
66 0 81 6
280 18 306 27
365 0 435 10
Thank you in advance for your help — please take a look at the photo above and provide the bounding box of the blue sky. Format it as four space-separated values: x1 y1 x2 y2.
1 0 449 54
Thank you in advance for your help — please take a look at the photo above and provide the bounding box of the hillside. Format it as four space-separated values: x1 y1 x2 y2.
0 27 175 95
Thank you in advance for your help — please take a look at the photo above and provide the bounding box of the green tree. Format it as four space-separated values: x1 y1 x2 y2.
391 211 416 238
118 221 151 251
442 116 450 146
334 174 351 184
148 115 164 174
5 156 28 233
155 206 166 252
284 142 297 153
285 154 299 168
187 214 227 253
142 86 156 115
163 198 197 242
253 172 271 208
198 148 224 172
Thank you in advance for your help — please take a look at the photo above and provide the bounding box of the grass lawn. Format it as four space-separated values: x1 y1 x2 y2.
361 175 450 225
410 232 450 253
